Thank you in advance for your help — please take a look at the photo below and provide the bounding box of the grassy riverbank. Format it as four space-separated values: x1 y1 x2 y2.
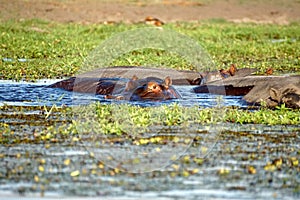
1 19 300 81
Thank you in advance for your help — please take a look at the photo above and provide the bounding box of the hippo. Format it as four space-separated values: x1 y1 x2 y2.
49 73 181 101
194 75 300 108
48 66 202 96
232 76 300 108
268 84 300 108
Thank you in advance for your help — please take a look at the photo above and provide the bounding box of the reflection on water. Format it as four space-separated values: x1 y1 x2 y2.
0 80 247 108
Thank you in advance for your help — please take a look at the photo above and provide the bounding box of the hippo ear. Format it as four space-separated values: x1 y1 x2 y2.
229 64 237 76
131 75 138 81
125 77 138 91
164 76 172 88
269 87 281 102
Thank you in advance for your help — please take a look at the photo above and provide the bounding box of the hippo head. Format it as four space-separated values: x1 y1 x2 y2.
140 81 163 97
269 84 300 108
105 76 181 101
131 76 181 100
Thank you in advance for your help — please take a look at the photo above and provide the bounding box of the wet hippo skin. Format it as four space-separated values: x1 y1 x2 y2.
49 66 255 92
194 85 254 96
194 75 300 108
49 77 128 95
75 66 202 85
49 74 181 101
48 66 203 97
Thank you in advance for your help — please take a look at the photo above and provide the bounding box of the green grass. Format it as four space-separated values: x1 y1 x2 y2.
1 19 299 81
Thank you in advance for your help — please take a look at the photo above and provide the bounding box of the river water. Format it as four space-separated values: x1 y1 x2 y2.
0 79 246 107
0 80 299 199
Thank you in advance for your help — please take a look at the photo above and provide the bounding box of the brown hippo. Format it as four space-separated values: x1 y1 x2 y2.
48 66 203 95
232 76 300 108
49 72 181 101
194 75 300 108
268 84 300 108
105 76 181 101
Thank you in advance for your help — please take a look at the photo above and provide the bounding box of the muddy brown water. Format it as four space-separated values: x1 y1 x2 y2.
0 80 299 199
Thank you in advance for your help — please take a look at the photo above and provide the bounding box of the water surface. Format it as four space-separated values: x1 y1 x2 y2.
0 79 247 107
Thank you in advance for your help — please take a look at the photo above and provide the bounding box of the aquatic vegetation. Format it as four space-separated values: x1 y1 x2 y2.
225 104 300 125
1 103 299 144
